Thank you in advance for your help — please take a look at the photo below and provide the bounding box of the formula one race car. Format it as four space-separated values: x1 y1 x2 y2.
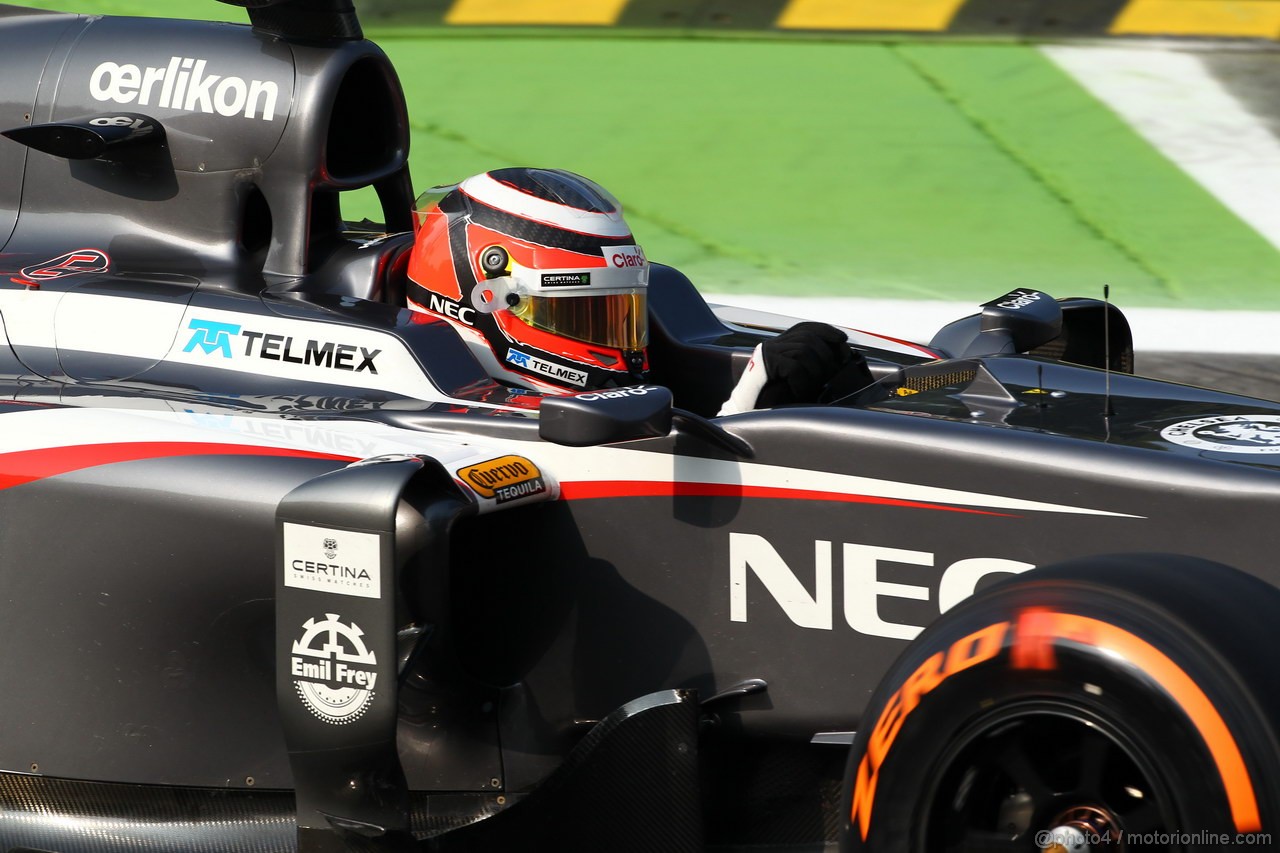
0 3 1278 852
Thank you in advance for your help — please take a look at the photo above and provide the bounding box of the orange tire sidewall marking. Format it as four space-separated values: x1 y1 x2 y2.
1030 611 1261 834
850 610 1262 841
850 622 1009 841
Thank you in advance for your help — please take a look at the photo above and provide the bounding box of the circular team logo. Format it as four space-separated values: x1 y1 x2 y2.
290 613 378 725
1161 414 1280 454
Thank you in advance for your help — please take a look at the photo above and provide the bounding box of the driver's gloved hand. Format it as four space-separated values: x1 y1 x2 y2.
755 322 852 407
718 322 858 416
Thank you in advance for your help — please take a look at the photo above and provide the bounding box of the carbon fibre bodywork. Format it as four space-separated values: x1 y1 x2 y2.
1 3 1279 851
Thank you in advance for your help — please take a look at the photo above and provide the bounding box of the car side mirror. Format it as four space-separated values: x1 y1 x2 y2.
538 385 673 447
978 289 1062 353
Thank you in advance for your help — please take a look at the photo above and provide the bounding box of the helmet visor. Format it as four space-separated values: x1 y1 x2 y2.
511 289 648 350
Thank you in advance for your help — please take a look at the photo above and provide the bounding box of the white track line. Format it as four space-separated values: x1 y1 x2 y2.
700 45 1280 356
1043 44 1280 253
702 293 1280 355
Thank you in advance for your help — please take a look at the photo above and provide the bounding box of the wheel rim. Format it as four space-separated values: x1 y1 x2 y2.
917 701 1181 852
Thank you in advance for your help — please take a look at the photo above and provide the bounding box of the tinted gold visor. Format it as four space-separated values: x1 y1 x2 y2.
510 290 648 350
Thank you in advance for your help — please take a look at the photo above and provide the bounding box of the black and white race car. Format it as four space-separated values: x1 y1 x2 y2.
0 2 1277 852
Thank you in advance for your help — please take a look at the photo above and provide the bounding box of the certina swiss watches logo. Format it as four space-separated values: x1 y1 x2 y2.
90 57 281 121
458 455 547 503
183 318 380 373
541 272 590 287
290 613 378 725
505 348 588 387
283 523 381 599
1162 414 1280 454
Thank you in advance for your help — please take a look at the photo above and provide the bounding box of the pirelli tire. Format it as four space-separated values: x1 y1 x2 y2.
839 554 1280 853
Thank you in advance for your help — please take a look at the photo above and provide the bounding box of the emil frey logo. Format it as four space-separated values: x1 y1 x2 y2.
291 613 378 725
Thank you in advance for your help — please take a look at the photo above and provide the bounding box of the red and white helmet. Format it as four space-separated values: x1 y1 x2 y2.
406 168 649 392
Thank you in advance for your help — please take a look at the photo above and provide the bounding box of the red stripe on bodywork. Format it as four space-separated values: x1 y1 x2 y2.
559 480 1015 516
851 328 941 358
0 442 355 490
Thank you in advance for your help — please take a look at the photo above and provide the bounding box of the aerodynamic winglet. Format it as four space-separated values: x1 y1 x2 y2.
216 0 363 41
2 113 165 161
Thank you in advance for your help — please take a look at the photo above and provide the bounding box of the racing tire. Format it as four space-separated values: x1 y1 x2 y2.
839 554 1280 852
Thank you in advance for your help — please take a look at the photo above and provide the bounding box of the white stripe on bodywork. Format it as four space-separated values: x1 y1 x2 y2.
528 442 1142 518
0 408 555 513
0 408 1141 519
0 290 507 409
165 304 453 401
0 289 185 357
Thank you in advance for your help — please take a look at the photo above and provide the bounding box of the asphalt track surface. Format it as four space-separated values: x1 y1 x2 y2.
1141 353 1280 402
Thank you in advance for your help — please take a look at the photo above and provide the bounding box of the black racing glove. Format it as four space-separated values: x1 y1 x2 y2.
755 322 853 408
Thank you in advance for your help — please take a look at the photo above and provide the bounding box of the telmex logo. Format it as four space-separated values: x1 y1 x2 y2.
506 348 588 387
90 57 281 121
183 318 381 373
185 319 240 358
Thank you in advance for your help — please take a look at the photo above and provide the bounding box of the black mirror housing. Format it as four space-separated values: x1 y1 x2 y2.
978 289 1063 353
538 385 673 447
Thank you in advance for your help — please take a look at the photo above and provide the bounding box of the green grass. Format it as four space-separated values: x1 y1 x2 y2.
13 0 243 19
389 36 1280 307
13 1 1280 308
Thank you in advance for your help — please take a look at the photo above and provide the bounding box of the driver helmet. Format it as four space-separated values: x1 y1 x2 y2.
406 167 649 392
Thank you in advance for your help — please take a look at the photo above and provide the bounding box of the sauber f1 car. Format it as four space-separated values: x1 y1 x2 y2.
0 2 1278 851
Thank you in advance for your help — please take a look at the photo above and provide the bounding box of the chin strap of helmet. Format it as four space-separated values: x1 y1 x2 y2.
625 350 647 385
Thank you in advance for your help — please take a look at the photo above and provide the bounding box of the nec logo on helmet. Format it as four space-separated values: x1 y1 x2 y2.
609 246 646 269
